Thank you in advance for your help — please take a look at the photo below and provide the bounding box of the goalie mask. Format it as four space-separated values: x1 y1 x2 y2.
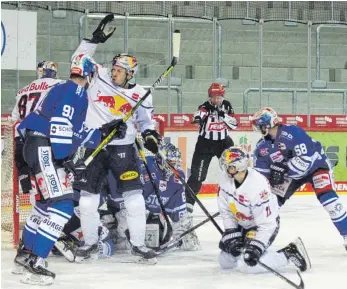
251 107 280 136
155 143 182 176
37 61 58 79
219 147 249 178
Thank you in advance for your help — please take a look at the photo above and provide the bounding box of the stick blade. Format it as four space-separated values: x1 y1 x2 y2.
173 29 181 59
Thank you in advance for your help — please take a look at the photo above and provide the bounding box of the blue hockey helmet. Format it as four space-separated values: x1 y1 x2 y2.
251 107 280 136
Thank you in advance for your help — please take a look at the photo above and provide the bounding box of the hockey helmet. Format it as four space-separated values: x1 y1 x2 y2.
219 147 249 176
155 142 182 173
251 107 280 136
70 54 97 80
208 83 225 97
112 53 139 78
37 61 58 79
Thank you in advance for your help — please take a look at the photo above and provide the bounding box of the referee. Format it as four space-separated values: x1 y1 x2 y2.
186 83 238 213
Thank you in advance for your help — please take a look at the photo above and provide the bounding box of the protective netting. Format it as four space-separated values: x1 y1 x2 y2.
3 1 347 24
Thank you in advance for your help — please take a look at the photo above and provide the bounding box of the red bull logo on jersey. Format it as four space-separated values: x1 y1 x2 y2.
17 81 49 95
94 92 133 117
229 203 254 221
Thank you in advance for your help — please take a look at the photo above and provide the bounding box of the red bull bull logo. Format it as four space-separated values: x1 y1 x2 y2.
225 150 241 164
94 93 133 117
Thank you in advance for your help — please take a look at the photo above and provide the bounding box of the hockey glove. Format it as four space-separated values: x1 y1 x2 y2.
191 116 202 125
243 240 265 267
219 229 243 257
269 163 287 186
142 129 162 154
100 119 127 141
89 14 116 44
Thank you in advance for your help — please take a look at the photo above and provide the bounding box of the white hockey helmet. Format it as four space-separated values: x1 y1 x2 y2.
70 54 97 82
219 147 249 176
112 53 139 78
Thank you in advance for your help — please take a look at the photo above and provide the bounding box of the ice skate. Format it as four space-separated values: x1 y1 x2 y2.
278 237 311 272
20 254 55 286
74 243 99 263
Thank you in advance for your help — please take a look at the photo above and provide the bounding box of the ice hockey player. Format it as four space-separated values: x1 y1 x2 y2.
13 54 100 285
103 142 200 252
11 61 63 196
217 147 311 273
70 14 160 264
252 107 347 250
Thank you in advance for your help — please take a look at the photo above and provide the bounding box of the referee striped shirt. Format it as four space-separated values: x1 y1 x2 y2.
195 100 235 141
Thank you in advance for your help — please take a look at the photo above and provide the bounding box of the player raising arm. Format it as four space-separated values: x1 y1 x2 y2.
70 14 160 264
217 147 311 274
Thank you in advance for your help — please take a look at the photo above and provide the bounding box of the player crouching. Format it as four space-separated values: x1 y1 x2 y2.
217 147 311 274
103 143 200 253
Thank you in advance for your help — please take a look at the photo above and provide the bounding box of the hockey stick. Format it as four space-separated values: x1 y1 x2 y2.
156 212 220 255
84 30 181 167
258 261 305 289
135 136 173 243
158 150 224 235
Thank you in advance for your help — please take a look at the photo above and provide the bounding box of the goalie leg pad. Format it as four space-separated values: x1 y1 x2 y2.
79 190 101 246
123 189 146 247
32 200 73 258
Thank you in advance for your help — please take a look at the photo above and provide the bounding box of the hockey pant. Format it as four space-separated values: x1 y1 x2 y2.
73 145 146 247
21 133 74 258
273 160 347 236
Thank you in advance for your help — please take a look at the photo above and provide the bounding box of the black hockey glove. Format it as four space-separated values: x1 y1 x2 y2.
89 14 116 44
100 119 127 141
63 157 86 177
243 240 265 267
191 116 202 125
142 129 162 154
219 229 243 257
269 163 287 186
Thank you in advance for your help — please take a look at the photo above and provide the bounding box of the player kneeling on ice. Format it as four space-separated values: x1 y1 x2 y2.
103 143 200 252
217 147 311 274
14 55 100 285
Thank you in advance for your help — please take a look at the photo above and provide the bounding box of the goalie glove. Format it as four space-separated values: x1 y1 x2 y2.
223 114 238 130
89 14 116 44
142 129 162 154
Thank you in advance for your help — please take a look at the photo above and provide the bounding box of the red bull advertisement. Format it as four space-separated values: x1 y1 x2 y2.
94 93 133 117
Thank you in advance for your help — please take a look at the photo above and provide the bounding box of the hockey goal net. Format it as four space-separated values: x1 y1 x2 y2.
1 114 165 248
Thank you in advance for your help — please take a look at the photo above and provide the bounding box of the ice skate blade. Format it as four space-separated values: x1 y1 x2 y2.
20 272 54 286
11 263 28 275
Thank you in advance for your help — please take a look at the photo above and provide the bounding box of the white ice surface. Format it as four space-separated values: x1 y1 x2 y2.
2 196 347 289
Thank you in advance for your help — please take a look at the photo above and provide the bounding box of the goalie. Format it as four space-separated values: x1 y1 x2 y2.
105 142 200 252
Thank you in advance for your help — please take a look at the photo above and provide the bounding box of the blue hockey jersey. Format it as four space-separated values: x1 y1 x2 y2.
106 156 187 222
17 80 101 160
253 124 327 180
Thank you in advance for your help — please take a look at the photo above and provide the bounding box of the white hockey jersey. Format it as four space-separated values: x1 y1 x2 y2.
11 78 64 136
217 168 279 248
72 40 155 146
